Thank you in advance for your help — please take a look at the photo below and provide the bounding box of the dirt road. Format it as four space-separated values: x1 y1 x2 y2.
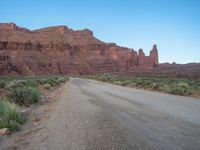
1 78 200 150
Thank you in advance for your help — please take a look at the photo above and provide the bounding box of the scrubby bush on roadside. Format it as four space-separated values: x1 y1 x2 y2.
0 81 6 88
43 84 51 90
6 86 41 106
3 76 69 106
150 82 159 90
158 84 171 93
5 80 37 91
27 87 41 103
57 77 67 83
0 76 69 133
0 99 26 131
133 79 144 86
170 82 191 95
113 81 122 85
97 76 110 82
85 74 199 97
120 80 132 86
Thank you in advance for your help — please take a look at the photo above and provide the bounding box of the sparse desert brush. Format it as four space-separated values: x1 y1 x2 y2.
150 82 159 90
113 81 122 85
5 80 38 91
46 78 59 86
133 79 144 86
0 81 6 88
143 80 152 87
120 80 132 86
6 87 27 105
1 76 69 106
97 76 109 82
27 87 41 103
158 84 171 93
0 99 26 131
6 86 41 106
86 74 199 97
170 82 191 95
57 78 65 83
43 84 51 90
177 82 190 89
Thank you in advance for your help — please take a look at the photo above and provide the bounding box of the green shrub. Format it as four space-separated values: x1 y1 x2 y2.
57 78 67 83
120 80 132 86
170 86 185 95
86 74 200 96
0 100 26 131
143 80 152 87
133 79 143 86
177 82 190 89
158 84 171 93
43 84 51 90
0 81 6 88
6 87 28 106
113 81 122 85
47 79 59 87
6 86 41 106
27 87 41 103
98 76 109 82
6 80 39 89
150 82 159 90
170 82 191 95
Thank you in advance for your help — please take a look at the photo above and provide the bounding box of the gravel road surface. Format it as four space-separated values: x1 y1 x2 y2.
1 78 200 150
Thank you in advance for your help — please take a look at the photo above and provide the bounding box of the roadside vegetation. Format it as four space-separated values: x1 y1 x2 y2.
84 74 200 97
0 76 69 132
0 99 26 131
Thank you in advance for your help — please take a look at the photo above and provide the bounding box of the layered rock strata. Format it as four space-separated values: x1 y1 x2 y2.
0 23 158 76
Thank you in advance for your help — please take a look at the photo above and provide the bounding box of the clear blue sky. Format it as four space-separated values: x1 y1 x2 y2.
1 0 200 63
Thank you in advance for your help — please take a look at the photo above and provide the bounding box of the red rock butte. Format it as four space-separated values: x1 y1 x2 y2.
0 23 158 76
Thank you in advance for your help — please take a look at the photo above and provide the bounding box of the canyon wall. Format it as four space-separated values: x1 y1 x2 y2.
0 23 159 76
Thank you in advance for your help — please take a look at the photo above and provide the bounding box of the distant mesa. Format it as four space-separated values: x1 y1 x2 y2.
0 22 159 76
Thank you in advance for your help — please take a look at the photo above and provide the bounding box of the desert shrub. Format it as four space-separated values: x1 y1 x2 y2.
6 86 41 106
0 81 6 88
129 82 137 87
0 100 26 131
158 84 171 93
26 87 41 103
36 79 46 85
43 84 51 90
170 86 185 95
46 79 59 87
5 80 37 91
113 81 122 85
143 80 152 87
170 82 191 95
85 74 200 96
133 79 143 86
150 82 160 90
120 80 132 86
177 82 190 89
57 77 66 83
98 76 109 82
26 80 38 87
6 87 28 105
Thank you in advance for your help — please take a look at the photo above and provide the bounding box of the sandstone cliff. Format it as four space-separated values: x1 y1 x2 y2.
0 23 159 76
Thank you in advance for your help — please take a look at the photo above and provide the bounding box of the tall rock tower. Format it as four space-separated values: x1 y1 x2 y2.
150 44 159 66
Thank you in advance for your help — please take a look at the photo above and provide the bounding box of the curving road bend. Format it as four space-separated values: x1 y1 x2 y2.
3 78 200 150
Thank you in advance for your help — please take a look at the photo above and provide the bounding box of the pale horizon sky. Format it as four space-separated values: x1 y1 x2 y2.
0 0 200 64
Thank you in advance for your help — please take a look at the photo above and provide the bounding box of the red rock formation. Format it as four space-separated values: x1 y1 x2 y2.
0 23 159 76
150 44 159 66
